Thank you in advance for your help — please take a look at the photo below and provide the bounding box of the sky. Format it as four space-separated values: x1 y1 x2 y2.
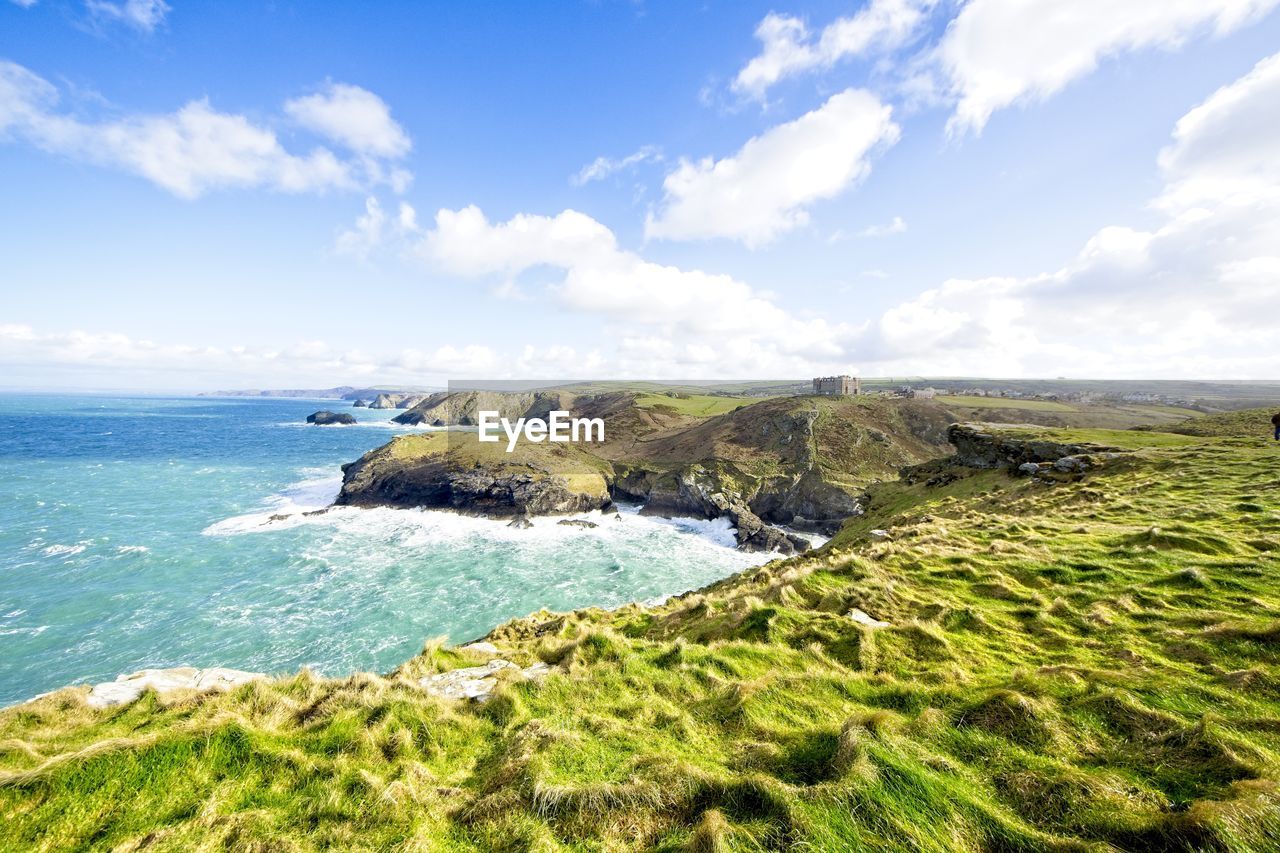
1 0 1279 391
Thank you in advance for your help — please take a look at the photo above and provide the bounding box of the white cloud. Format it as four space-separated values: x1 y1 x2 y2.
334 196 421 258
421 205 619 277
858 215 906 237
857 50 1280 378
0 323 519 388
733 1 935 100
87 0 169 32
418 205 860 367
284 82 411 159
11 0 38 9
1156 51 1280 210
645 88 900 247
571 145 662 186
937 0 1280 135
0 60 410 198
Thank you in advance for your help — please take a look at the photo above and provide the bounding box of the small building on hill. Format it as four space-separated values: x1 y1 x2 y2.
812 375 860 396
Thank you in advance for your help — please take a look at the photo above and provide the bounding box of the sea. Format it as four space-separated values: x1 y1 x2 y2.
0 394 779 706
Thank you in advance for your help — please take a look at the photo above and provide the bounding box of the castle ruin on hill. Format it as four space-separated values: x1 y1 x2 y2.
812 375 860 396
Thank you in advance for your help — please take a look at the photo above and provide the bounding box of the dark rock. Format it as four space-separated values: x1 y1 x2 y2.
947 424 1122 471
557 519 599 529
507 516 533 529
307 411 357 426
352 399 369 408
336 447 612 519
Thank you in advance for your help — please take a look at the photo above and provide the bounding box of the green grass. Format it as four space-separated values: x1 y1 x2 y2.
632 393 764 417
1154 407 1280 439
4 426 1280 850
936 395 1078 412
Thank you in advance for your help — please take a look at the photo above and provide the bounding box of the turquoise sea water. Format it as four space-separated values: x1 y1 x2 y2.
0 394 773 706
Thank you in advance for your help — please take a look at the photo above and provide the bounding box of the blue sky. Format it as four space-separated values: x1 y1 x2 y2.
2 0 1279 390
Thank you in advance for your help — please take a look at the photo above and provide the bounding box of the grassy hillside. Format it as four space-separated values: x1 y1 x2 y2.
1152 407 1280 439
632 392 763 418
4 423 1279 850
935 395 1204 430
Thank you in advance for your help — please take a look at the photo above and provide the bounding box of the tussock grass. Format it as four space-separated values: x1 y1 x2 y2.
4 426 1280 849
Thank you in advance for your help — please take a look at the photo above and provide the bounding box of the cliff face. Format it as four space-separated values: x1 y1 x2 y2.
946 423 1122 468
391 390 575 426
335 433 612 517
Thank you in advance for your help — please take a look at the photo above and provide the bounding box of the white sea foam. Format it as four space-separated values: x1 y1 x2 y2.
41 543 87 557
203 470 343 535
275 420 443 431
116 545 150 555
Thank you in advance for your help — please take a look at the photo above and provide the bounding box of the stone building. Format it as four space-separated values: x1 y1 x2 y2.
812 375 860 396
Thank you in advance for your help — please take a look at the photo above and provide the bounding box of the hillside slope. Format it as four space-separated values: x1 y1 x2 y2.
3 425 1279 850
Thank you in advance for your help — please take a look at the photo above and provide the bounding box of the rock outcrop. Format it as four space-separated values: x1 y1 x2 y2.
335 434 613 518
352 399 369 408
85 667 265 708
624 466 811 554
307 410 357 426
418 659 553 702
392 390 573 426
943 424 1126 479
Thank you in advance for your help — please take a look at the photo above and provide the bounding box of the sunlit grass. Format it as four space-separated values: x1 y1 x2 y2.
3 422 1280 849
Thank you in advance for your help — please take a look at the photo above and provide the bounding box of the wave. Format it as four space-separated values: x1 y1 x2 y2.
203 469 343 535
41 542 88 557
274 420 444 431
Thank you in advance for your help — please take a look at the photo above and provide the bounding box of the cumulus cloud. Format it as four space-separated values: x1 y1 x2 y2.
733 1 935 100
417 205 860 369
284 82 411 158
0 60 410 198
857 50 1280 378
571 145 662 186
87 0 169 32
334 196 421 259
936 0 1280 135
645 88 900 247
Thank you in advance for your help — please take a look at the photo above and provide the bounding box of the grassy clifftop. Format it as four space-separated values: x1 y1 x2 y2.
3 421 1279 849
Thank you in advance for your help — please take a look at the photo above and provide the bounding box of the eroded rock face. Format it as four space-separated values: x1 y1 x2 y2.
630 467 810 555
307 410 357 426
335 441 612 518
85 667 264 708
947 424 1123 470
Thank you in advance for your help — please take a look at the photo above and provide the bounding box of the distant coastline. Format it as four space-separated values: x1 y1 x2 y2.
200 385 442 400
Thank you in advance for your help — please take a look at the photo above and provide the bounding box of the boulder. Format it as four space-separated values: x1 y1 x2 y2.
352 399 369 408
307 410 357 426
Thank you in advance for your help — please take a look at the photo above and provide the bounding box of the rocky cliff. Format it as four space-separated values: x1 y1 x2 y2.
392 390 575 426
335 433 612 517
